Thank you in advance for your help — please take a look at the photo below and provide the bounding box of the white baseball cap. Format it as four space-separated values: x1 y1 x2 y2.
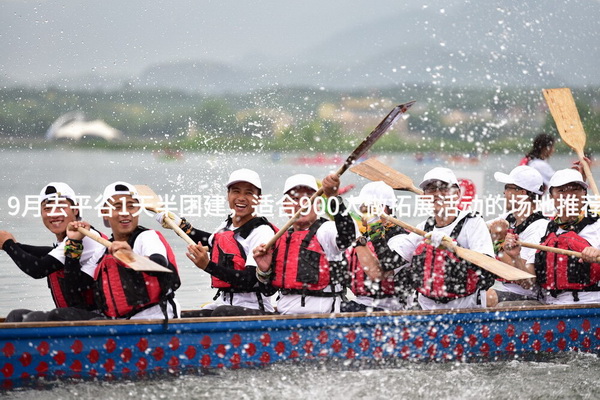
101 181 140 205
283 174 319 194
226 168 262 191
358 181 396 208
549 169 588 190
494 166 544 195
39 182 77 203
419 167 459 189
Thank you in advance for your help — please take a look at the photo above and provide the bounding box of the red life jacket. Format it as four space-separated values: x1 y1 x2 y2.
495 212 547 283
346 241 396 297
94 226 180 319
412 213 494 302
48 271 96 309
534 215 600 293
210 217 277 290
518 156 530 166
47 227 107 309
271 219 342 294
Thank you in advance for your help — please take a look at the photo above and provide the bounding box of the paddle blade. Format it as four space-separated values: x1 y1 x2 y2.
114 249 173 273
135 184 163 213
341 101 415 171
350 158 423 194
453 247 535 281
77 227 172 273
543 88 586 154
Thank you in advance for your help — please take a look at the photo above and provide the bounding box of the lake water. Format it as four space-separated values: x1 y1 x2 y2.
1 147 598 398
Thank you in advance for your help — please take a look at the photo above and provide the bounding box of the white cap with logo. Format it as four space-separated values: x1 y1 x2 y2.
494 166 544 195
101 181 140 205
418 167 460 189
226 168 262 191
283 174 319 194
39 182 77 203
358 181 396 208
549 169 588 190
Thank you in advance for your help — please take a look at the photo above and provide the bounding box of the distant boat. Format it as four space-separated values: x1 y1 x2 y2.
292 153 370 166
46 111 123 141
153 148 184 161
445 153 480 165
292 153 344 166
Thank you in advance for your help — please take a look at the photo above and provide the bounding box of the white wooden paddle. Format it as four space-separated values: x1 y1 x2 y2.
77 227 172 273
264 101 416 250
355 163 585 261
350 158 423 194
543 88 599 196
379 214 535 281
135 184 196 246
520 241 600 262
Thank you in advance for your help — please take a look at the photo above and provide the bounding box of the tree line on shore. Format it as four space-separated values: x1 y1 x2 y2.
0 85 598 154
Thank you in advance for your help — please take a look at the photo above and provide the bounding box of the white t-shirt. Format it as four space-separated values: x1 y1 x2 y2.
202 220 276 312
48 228 106 277
388 210 494 262
276 219 352 315
488 212 549 296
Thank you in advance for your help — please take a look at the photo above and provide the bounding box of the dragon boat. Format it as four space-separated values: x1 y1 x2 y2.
1 303 599 389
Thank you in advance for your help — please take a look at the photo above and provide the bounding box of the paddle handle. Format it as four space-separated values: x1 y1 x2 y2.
578 153 600 198
520 241 600 262
263 103 415 250
142 203 199 247
379 214 457 251
77 226 173 273
78 227 111 248
380 214 535 280
164 216 196 246
380 214 425 236
264 187 325 250
265 160 355 249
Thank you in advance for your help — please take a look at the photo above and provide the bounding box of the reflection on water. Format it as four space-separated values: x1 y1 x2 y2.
6 353 600 399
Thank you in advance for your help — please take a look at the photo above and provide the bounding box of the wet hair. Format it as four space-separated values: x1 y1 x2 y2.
526 133 555 160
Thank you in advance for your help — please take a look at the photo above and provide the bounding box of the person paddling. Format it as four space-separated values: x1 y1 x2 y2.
387 167 496 310
158 169 278 316
253 173 356 314
86 182 181 320
503 168 600 305
486 166 549 306
341 181 413 312
0 183 105 322
519 133 556 191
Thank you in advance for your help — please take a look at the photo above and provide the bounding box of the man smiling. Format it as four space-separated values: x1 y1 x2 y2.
81 181 181 320
387 167 496 310
161 169 278 316
504 168 600 305
0 182 104 322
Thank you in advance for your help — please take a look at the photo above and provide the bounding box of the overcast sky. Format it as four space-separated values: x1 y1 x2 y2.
0 0 425 81
1 0 598 88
